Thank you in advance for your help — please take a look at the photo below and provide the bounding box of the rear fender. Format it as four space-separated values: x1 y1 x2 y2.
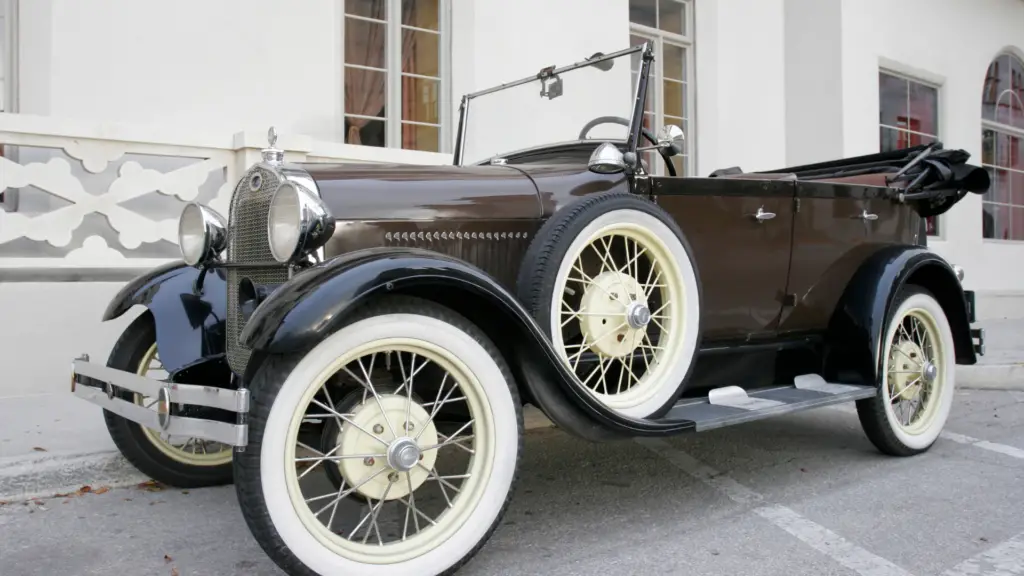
239 247 696 440
103 260 228 376
824 245 976 387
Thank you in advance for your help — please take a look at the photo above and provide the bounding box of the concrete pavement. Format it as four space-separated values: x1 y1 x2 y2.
1 388 1022 576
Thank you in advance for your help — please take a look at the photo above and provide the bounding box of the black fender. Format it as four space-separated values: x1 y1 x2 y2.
103 260 228 377
824 245 976 387
239 247 696 440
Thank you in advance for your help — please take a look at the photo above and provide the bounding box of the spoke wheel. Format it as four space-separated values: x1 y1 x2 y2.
235 297 521 576
518 191 701 418
856 286 956 456
102 312 235 487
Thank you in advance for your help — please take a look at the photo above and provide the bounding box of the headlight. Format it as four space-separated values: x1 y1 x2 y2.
267 182 335 263
178 203 227 266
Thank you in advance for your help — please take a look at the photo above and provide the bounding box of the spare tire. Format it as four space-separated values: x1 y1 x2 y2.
516 191 702 419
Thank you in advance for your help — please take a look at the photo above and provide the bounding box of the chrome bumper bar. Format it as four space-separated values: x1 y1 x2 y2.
71 355 249 447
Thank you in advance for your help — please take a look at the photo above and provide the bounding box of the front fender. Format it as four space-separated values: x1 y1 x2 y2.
104 260 228 375
240 247 696 439
825 245 976 387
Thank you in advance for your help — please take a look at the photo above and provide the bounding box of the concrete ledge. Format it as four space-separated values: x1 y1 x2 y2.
0 451 148 503
957 364 1024 391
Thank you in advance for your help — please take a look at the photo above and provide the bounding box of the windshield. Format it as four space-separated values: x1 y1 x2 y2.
454 44 650 166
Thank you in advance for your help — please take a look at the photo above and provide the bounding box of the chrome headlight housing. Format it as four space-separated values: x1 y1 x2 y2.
178 203 227 266
267 182 335 263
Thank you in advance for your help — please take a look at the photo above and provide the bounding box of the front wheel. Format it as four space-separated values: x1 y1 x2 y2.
103 313 234 487
234 297 523 576
856 286 957 456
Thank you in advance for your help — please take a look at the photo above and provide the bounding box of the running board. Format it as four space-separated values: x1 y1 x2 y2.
661 375 878 432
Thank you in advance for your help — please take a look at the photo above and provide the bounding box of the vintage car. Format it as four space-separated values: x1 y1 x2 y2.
69 43 988 575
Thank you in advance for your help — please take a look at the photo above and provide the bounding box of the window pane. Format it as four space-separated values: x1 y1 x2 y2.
1010 134 1023 171
908 81 938 137
880 126 908 152
1010 55 1024 130
345 17 386 68
402 29 439 77
402 123 440 152
664 80 685 118
906 132 936 148
659 0 685 35
402 76 439 124
1012 172 1024 206
346 0 386 20
1014 207 1024 240
983 202 1010 239
926 216 938 236
629 0 657 27
983 129 997 165
344 68 387 116
990 168 1011 204
402 0 439 30
879 73 907 127
345 117 386 147
982 58 1002 121
671 155 686 176
663 44 685 81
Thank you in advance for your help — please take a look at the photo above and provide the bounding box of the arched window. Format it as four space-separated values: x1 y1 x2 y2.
981 52 1024 240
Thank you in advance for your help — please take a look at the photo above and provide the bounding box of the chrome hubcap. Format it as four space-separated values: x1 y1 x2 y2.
626 301 651 329
387 437 422 472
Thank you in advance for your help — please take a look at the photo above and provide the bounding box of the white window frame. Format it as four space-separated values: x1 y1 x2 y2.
980 52 1024 243
336 0 452 153
877 68 943 238
629 0 695 177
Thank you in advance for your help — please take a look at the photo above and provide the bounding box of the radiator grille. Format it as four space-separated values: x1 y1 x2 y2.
225 167 289 374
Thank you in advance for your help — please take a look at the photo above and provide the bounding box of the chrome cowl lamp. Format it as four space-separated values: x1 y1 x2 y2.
178 203 228 266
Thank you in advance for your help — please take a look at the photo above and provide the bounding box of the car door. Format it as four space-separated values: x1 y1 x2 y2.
777 180 876 335
650 175 795 342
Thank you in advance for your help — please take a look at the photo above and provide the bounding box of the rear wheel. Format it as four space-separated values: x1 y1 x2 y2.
234 297 522 576
856 286 956 456
103 313 234 487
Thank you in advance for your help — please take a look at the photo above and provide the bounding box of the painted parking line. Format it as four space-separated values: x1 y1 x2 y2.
943 531 1024 576
823 403 1024 461
636 438 916 576
940 431 1024 460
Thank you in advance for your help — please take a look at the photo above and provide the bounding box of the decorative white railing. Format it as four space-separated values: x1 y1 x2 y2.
0 113 451 279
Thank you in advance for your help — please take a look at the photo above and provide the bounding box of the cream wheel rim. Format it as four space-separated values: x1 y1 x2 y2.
134 343 233 466
884 308 946 435
284 338 492 565
551 221 686 410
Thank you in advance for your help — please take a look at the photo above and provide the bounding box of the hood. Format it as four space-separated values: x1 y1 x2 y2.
300 162 542 221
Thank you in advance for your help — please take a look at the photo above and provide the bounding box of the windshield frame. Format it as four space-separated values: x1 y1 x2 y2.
452 42 655 166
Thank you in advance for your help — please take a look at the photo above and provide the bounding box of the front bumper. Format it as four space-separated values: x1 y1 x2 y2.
70 355 249 446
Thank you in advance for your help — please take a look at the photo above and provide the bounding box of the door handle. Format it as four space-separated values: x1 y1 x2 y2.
854 209 878 221
754 207 776 223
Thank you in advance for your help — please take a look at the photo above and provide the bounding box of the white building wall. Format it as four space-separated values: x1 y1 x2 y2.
839 0 1024 293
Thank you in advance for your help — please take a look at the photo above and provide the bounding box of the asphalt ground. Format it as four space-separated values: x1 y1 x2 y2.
1 388 1022 576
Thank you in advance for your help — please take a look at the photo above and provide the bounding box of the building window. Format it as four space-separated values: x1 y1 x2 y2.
981 52 1024 241
878 71 940 236
629 0 694 176
342 0 449 153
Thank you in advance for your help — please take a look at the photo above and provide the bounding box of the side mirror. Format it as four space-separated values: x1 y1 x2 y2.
588 142 627 174
658 125 685 156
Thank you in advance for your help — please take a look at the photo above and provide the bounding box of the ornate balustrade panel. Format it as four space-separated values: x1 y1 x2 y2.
0 116 452 279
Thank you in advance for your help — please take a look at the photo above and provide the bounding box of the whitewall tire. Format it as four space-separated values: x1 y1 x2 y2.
234 297 522 576
517 191 701 419
856 286 956 456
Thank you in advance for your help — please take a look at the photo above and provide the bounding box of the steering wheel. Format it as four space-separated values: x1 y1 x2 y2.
577 115 676 177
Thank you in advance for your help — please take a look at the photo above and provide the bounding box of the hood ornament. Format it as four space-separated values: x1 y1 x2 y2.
262 126 284 165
